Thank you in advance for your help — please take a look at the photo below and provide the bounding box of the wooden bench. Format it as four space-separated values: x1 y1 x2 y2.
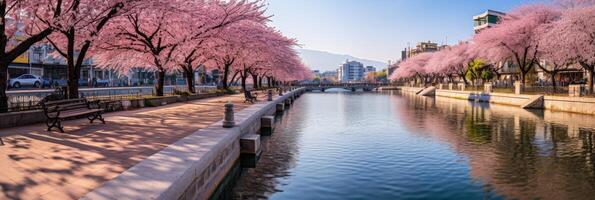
41 98 105 132
244 91 257 104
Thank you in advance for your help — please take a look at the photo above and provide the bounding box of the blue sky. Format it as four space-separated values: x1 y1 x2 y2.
266 0 542 63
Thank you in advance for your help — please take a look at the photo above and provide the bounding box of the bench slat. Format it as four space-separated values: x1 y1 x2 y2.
44 98 86 106
58 109 103 119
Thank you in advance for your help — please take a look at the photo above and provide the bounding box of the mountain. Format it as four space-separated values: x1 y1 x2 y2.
297 49 388 72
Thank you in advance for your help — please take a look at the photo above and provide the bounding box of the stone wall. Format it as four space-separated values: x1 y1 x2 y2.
434 90 534 107
410 87 595 116
0 110 45 128
81 88 305 200
400 87 425 94
544 96 595 115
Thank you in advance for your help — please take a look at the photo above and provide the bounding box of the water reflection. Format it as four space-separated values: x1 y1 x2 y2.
397 92 595 200
231 91 595 200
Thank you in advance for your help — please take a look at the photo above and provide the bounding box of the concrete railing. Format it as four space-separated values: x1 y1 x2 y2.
81 88 306 200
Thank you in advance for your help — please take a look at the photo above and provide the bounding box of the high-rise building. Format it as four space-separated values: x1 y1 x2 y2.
473 10 505 33
337 60 365 83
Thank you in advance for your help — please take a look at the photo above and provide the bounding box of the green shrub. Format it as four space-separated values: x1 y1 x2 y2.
173 88 191 97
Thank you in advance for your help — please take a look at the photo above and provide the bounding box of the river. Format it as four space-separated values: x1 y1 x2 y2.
229 91 595 200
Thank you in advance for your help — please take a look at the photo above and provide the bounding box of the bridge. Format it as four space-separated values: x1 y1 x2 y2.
299 83 391 92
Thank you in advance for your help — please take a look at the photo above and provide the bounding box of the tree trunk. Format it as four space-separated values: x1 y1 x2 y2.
251 74 258 89
460 73 469 86
67 65 81 99
551 71 558 93
258 76 263 88
184 68 195 93
222 64 230 90
241 71 248 92
0 63 8 113
267 77 272 87
587 69 594 95
66 30 80 99
520 70 527 89
156 70 166 96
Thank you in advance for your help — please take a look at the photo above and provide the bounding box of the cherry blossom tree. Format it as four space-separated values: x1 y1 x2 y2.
94 1 186 96
40 0 139 99
555 0 595 8
390 52 433 85
96 0 265 96
425 48 449 83
204 20 300 91
472 4 561 87
539 5 595 92
172 0 266 93
0 0 62 112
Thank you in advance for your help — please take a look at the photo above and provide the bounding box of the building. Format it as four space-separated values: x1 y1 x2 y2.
365 66 376 73
388 60 398 79
401 41 440 61
337 60 365 83
473 10 505 33
312 70 321 78
321 71 337 79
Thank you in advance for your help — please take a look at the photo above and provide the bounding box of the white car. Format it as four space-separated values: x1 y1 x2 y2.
9 74 43 88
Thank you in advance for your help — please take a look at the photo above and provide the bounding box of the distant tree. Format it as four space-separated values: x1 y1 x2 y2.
375 71 387 82
172 0 266 93
365 72 376 83
391 52 433 85
465 59 491 84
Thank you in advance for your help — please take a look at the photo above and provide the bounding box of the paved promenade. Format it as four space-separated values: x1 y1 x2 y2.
0 94 252 200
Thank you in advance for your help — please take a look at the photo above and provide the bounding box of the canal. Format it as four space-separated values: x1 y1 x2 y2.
230 91 595 199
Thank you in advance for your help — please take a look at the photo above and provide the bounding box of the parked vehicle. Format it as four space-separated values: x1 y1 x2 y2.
79 79 90 87
95 79 110 87
9 74 43 88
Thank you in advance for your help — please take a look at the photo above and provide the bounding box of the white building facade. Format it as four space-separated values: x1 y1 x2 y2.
337 60 365 83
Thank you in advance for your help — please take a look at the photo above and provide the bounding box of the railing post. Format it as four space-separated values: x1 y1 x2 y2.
458 83 465 91
569 84 585 97
514 81 523 95
222 102 235 128
267 89 273 101
484 82 493 93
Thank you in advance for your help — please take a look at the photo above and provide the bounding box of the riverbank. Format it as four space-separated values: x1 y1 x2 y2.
82 88 304 200
400 87 595 115
0 89 303 200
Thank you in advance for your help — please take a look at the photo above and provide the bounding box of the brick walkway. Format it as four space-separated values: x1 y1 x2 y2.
0 94 253 200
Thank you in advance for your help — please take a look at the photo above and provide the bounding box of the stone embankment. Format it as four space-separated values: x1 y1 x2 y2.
400 86 595 115
82 88 306 200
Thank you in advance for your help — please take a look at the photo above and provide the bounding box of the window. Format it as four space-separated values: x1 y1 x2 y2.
487 15 500 24
20 75 34 79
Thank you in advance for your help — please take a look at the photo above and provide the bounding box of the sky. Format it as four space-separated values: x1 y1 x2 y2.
265 0 543 63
